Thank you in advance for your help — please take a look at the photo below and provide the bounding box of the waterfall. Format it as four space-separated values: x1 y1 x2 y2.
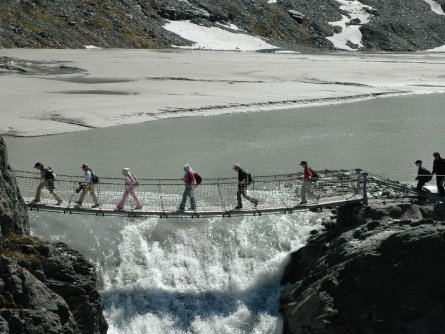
102 212 325 334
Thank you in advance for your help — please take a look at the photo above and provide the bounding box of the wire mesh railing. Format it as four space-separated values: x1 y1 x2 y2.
14 169 366 217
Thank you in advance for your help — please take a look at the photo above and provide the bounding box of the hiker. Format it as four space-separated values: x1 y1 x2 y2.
414 160 432 200
232 164 258 210
114 168 142 211
31 162 63 205
177 164 197 212
299 161 319 205
432 152 445 197
75 163 100 208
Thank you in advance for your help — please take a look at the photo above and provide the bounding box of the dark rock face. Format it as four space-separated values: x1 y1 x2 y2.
0 0 445 51
0 135 108 333
360 0 445 51
280 202 445 334
0 136 29 237
0 236 108 334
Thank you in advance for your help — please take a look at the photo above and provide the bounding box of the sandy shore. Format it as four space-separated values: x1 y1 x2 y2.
1 48 445 137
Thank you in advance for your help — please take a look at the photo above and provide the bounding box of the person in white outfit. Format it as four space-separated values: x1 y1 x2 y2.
115 168 142 211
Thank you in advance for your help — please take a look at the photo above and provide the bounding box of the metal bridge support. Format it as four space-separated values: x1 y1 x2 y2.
361 172 369 207
355 169 362 194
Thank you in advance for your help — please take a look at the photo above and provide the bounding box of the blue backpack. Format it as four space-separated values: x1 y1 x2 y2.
90 170 99 184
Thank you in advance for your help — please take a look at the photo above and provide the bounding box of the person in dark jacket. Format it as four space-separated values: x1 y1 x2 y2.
233 164 258 210
414 160 432 200
432 152 445 197
31 162 63 205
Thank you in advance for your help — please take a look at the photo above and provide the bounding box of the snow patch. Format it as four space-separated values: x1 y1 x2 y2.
327 0 374 51
164 20 277 51
267 0 277 3
422 0 445 15
84 45 101 49
426 45 445 52
216 22 243 32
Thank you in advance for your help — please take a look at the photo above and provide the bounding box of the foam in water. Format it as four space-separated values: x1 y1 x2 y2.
102 212 326 334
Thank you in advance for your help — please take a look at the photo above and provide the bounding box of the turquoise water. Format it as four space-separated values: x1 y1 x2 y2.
6 93 445 183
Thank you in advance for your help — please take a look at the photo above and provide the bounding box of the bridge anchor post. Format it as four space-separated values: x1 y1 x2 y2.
361 172 369 207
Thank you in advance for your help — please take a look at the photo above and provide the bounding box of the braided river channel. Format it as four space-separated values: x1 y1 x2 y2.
5 92 445 333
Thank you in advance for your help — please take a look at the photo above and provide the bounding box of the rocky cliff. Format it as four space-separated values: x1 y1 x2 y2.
280 200 445 334
1 0 445 51
0 136 107 334
0 137 29 237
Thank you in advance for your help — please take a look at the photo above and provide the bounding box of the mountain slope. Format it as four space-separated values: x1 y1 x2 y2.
0 0 445 51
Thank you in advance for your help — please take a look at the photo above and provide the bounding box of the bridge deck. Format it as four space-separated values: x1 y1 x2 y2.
26 198 364 218
15 169 366 218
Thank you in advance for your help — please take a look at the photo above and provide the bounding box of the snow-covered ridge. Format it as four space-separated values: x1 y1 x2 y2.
164 20 277 51
327 0 374 51
422 0 445 15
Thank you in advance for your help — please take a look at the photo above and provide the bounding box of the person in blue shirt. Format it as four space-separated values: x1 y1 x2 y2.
75 163 100 208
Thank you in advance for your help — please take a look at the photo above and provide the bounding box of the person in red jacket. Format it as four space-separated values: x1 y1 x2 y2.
299 161 319 205
177 164 197 211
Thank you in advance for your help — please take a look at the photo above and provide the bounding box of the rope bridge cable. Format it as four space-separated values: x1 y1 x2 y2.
14 169 366 218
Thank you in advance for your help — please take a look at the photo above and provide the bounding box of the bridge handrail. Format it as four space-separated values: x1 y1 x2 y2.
13 169 358 186
14 169 365 217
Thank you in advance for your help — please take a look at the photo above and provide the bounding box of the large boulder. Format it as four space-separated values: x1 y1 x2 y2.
281 202 445 334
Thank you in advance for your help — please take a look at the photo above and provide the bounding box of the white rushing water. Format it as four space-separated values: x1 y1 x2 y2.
100 213 324 334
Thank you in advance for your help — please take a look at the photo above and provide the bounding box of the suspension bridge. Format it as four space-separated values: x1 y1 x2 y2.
14 169 423 218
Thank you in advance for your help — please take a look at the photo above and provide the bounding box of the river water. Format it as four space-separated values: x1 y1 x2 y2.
5 92 445 333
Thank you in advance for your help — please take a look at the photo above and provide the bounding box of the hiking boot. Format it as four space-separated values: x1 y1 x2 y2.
31 199 40 204
56 200 63 206
114 208 123 212
253 199 258 208
188 207 196 211
176 208 185 212
92 204 100 208
74 201 82 206
298 201 307 205
134 206 143 210
234 205 242 210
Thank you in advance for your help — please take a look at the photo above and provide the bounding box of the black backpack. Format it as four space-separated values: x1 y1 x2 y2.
422 169 433 183
194 173 202 185
44 168 55 181
246 172 254 185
